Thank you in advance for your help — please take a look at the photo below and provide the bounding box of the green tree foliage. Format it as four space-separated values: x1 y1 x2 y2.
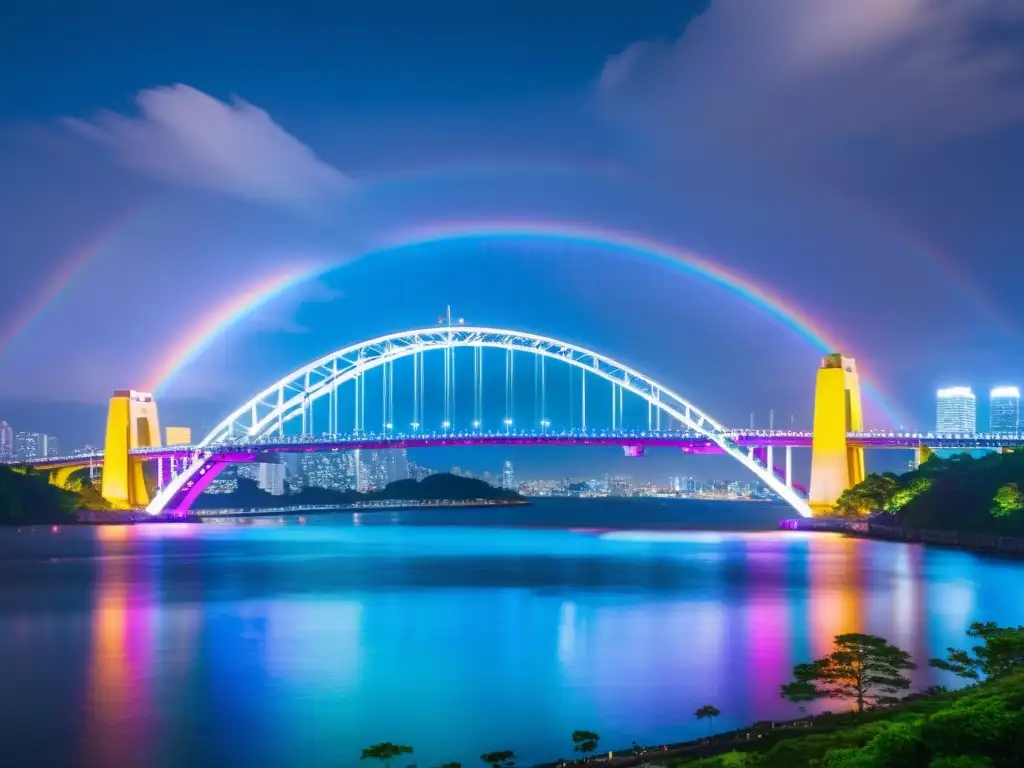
834 450 1024 536
361 743 413 768
479 751 514 768
834 473 900 517
781 633 916 713
695 705 721 737
883 477 932 513
570 730 599 756
0 465 82 523
990 483 1023 518
685 671 1023 768
930 622 1024 682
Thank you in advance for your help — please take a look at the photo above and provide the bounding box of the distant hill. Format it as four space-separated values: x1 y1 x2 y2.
192 472 524 510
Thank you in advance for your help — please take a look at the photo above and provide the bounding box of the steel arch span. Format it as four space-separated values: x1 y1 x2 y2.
147 326 813 516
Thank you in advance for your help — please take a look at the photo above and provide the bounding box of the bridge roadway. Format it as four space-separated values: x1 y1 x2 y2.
11 429 1024 470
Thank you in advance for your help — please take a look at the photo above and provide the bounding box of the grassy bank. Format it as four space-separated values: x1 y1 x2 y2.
660 670 1022 767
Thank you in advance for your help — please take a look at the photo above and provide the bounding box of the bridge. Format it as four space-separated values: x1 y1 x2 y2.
7 324 1020 518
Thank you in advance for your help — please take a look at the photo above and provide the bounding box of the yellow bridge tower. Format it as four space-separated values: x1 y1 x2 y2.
100 389 162 508
808 354 865 514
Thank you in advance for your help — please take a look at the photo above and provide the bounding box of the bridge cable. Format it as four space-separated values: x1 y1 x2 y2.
581 368 586 431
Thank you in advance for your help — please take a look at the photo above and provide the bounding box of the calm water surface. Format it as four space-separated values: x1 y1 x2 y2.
1 498 1022 767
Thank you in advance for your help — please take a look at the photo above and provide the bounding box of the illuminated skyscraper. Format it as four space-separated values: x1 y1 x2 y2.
502 460 516 490
989 387 1020 434
258 462 286 496
936 387 976 433
0 421 12 459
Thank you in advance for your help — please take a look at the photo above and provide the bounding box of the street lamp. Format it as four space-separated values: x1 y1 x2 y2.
411 421 420 432
504 417 513 435
540 419 551 434
472 420 480 429
441 421 451 433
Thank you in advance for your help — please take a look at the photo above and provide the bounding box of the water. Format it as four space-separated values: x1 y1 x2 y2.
1 498 1021 767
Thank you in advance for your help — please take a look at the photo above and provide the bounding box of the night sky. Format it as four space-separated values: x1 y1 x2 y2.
1 1 1023 480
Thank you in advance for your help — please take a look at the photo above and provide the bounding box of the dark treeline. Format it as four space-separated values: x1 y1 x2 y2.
0 464 98 524
192 471 525 510
833 449 1024 536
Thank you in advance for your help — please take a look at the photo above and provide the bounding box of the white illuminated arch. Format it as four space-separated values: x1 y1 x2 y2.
151 326 811 516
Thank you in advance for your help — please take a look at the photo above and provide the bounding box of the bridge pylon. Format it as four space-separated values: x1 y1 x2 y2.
808 354 865 515
100 390 162 508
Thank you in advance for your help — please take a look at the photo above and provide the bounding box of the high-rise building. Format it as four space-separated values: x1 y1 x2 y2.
258 462 286 496
936 387 976 433
0 421 12 459
502 460 516 490
12 431 60 459
989 387 1020 434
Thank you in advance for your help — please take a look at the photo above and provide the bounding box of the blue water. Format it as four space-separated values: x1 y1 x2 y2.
0 498 1021 767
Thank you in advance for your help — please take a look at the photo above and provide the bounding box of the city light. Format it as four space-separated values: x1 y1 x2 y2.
472 420 481 428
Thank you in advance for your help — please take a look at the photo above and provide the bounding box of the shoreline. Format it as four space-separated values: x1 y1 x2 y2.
193 497 530 520
0 498 531 527
781 517 1024 558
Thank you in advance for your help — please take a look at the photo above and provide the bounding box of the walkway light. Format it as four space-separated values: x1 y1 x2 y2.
442 421 451 429
411 422 420 431
472 420 480 428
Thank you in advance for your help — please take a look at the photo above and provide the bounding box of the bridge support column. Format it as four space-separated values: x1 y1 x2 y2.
808 354 865 515
785 447 793 488
622 445 644 457
100 390 162 509
914 444 933 469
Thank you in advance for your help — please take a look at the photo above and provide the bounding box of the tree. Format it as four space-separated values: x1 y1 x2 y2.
991 483 1024 518
834 473 900 516
361 743 413 768
571 730 600 758
780 633 916 713
883 477 932 513
695 705 721 738
479 751 514 768
438 763 462 768
929 622 1024 681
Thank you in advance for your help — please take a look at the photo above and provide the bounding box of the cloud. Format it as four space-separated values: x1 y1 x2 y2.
598 0 1024 151
64 84 350 204
246 277 345 334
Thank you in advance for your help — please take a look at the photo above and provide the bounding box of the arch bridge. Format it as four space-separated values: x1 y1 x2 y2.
13 326 877 518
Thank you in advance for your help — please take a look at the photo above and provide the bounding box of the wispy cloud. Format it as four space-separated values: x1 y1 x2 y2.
65 84 351 205
598 0 1024 151
247 277 345 334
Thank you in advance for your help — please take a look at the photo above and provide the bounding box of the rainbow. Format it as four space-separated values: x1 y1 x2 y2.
0 204 154 359
148 220 909 426
146 265 320 394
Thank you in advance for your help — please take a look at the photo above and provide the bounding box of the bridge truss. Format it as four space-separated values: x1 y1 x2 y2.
149 326 812 516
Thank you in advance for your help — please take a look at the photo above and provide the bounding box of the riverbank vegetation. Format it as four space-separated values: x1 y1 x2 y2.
667 623 1024 768
0 464 108 524
359 624 1022 768
193 471 525 510
832 449 1024 535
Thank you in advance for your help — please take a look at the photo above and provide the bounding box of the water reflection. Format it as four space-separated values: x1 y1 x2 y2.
86 526 155 766
0 502 1020 767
